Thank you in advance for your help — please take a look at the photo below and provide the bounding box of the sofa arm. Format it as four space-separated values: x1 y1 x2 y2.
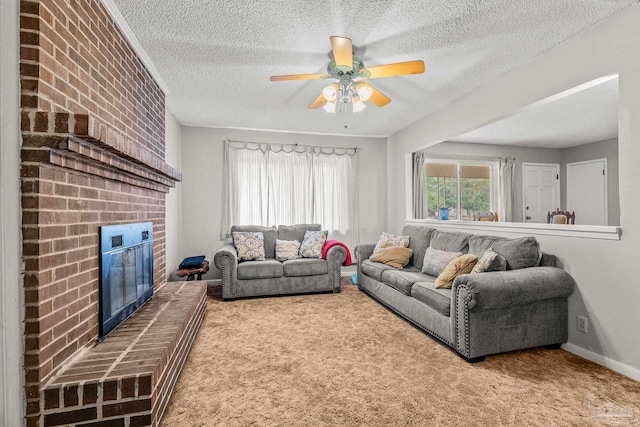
326 245 347 266
354 244 375 286
325 245 347 292
213 244 239 299
452 266 575 311
355 244 375 263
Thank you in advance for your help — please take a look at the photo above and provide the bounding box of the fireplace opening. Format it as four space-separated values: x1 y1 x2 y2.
99 222 154 340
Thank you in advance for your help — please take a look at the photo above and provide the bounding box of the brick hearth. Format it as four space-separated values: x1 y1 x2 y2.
40 282 206 427
19 1 193 426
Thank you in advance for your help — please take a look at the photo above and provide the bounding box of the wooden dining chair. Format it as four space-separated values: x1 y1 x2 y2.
547 209 576 224
474 211 499 222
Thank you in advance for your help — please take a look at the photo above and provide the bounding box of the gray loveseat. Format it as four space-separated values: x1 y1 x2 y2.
355 225 575 362
214 224 347 300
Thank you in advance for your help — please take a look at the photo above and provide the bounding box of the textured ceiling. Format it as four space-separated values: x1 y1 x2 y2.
110 0 636 138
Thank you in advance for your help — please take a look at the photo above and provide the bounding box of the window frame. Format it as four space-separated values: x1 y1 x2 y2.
424 157 499 220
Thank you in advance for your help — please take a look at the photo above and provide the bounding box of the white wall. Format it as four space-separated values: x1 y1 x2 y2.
388 4 640 378
0 0 25 424
164 109 183 281
180 126 387 279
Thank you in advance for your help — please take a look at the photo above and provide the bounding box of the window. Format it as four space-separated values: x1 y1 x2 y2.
425 160 498 220
222 141 358 251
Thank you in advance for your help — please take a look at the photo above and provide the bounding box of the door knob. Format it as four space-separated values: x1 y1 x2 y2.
526 216 531 220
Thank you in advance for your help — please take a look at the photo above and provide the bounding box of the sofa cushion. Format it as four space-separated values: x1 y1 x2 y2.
283 258 328 277
491 236 542 270
299 230 328 258
237 259 283 279
361 259 395 281
421 247 463 277
232 231 266 261
402 225 435 270
430 230 470 253
411 281 452 317
381 270 432 295
435 254 478 289
277 224 321 244
231 225 278 259
468 235 506 258
275 239 301 261
368 245 413 269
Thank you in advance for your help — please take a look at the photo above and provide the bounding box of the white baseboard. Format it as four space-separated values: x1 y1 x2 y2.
562 343 640 381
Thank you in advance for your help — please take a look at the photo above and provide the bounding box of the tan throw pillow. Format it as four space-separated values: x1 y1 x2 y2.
369 246 413 269
435 254 479 289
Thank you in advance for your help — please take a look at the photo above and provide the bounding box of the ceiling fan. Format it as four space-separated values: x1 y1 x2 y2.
270 36 425 113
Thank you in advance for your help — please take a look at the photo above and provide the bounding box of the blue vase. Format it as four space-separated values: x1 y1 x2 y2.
439 207 449 220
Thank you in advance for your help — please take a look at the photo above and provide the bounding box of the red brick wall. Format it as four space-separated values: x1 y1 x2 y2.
19 1 181 426
20 0 165 158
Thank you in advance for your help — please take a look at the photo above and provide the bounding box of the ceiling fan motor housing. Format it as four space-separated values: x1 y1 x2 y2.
326 58 369 79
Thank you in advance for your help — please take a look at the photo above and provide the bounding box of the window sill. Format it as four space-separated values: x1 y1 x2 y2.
405 219 621 240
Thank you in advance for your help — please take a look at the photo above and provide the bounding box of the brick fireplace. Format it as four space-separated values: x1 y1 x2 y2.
19 1 201 426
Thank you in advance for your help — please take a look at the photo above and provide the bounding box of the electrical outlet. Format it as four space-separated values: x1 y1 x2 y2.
577 315 588 333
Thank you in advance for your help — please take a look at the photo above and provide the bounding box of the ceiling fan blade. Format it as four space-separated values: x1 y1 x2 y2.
362 82 391 107
270 73 328 81
364 60 425 79
308 93 327 109
330 36 353 71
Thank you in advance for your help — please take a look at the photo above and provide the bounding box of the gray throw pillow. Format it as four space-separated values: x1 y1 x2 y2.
299 230 328 258
421 247 463 277
491 237 542 270
232 231 266 261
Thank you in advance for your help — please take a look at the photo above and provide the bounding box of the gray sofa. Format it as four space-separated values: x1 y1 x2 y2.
214 224 347 300
355 225 575 362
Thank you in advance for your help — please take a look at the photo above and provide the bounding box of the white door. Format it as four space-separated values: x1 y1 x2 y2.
523 163 560 223
567 159 607 225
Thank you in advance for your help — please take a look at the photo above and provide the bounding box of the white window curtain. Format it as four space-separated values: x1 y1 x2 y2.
222 140 359 253
412 152 427 219
498 157 515 222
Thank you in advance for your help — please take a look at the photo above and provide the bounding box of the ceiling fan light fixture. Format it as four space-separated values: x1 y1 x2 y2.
356 83 373 102
322 84 338 102
352 96 366 113
323 100 337 113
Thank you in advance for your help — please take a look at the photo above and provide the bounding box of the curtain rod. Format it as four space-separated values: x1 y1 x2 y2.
419 151 509 162
227 139 360 152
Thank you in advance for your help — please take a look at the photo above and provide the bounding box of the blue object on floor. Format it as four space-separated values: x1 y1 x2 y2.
351 273 358 285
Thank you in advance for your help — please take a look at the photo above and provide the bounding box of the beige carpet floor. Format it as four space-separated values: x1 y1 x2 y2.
161 279 640 426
